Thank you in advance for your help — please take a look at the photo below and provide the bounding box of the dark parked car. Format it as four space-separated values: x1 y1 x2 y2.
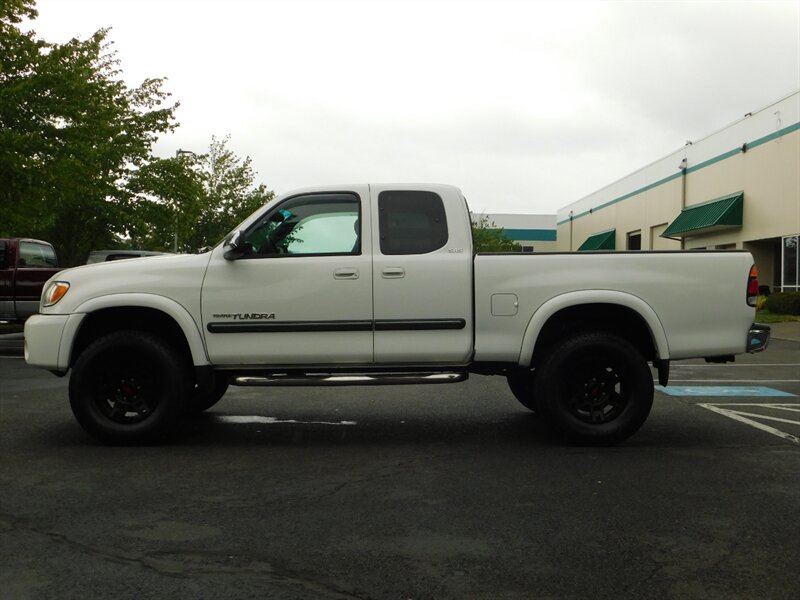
0 238 61 322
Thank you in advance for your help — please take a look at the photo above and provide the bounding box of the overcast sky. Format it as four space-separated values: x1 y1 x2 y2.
26 0 800 215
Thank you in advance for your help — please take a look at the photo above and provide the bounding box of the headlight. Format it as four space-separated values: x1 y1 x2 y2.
42 281 70 307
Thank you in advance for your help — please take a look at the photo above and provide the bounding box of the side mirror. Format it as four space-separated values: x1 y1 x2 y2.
223 230 251 260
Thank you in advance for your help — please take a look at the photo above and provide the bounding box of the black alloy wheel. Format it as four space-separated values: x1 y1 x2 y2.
69 330 189 444
534 332 654 445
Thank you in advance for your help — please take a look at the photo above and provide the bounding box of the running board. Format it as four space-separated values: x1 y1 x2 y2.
234 371 468 387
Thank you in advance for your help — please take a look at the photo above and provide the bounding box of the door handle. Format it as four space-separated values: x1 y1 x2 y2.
381 267 405 279
334 268 360 280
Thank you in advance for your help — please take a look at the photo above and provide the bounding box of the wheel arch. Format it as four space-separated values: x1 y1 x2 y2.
519 291 670 368
68 294 209 369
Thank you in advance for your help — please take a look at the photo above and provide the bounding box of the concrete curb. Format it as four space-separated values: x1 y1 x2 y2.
767 321 800 343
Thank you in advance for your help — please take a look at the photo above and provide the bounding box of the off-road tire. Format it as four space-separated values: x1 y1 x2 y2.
69 330 189 444
533 332 653 445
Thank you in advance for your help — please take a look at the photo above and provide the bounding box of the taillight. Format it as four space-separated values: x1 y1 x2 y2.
746 265 759 307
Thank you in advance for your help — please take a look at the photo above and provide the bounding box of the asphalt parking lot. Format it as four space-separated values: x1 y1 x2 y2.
1 331 799 599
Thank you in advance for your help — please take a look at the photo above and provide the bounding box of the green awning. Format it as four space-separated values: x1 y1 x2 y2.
578 229 616 251
662 192 743 238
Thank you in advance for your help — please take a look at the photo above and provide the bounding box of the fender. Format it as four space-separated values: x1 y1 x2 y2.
517 290 670 367
71 293 210 367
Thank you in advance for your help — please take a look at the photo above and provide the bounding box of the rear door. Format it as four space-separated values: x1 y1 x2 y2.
370 185 474 364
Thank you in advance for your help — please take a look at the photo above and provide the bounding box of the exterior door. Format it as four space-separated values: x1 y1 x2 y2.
201 188 374 366
370 186 474 364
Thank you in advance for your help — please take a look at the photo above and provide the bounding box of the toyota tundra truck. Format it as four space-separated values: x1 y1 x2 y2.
24 184 770 445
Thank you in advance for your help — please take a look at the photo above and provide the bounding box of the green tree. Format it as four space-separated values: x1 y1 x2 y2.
126 153 205 252
188 135 274 251
0 0 178 265
471 214 521 253
129 136 275 253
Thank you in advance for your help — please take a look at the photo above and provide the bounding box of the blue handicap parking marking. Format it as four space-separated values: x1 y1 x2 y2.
657 386 797 398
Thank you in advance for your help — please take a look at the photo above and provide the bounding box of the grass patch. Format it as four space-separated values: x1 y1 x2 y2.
755 310 800 323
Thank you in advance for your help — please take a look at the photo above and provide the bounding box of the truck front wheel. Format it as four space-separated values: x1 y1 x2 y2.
69 330 189 444
533 332 653 445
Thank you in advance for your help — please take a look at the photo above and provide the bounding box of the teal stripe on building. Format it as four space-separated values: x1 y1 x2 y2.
558 121 800 226
495 228 558 242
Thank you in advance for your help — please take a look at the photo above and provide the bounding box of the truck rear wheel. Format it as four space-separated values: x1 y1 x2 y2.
69 330 189 444
533 332 653 445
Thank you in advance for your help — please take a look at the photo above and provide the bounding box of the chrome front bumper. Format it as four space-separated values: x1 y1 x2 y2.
747 323 771 353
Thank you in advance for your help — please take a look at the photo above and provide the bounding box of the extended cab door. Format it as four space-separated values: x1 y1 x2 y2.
370 185 474 364
201 187 374 366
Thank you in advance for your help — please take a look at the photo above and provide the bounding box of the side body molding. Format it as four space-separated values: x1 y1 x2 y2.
72 293 210 367
518 290 670 367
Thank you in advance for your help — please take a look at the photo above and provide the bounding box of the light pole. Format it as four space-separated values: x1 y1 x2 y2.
173 149 196 252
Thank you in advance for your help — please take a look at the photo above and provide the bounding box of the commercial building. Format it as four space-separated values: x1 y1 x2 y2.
475 213 557 252
557 91 800 292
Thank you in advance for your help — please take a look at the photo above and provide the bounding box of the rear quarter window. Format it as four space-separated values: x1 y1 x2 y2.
378 191 448 255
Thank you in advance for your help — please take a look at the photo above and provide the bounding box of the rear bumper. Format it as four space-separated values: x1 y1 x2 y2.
747 323 771 353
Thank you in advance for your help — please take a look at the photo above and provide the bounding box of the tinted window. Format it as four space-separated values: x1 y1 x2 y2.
19 241 57 267
378 191 448 255
245 193 360 257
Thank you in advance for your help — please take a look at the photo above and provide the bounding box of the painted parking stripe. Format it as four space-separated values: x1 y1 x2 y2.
698 403 800 445
657 386 796 397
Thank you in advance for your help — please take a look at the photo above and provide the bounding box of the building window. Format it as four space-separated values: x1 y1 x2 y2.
521 245 534 253
627 231 642 251
782 235 799 291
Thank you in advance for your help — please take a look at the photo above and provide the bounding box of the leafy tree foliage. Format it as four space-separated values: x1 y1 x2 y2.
471 214 521 253
1 0 178 265
129 136 275 253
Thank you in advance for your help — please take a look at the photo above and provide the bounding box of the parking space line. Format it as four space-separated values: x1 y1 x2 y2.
698 403 800 445
657 386 796 397
720 410 800 426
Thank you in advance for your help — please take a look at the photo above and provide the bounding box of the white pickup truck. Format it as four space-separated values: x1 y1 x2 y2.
25 184 770 445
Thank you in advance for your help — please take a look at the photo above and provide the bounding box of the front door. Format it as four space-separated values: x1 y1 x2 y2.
201 188 374 366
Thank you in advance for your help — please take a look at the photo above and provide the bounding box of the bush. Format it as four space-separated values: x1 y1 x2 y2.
764 292 800 315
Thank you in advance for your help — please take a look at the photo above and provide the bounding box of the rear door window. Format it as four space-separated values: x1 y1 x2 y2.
378 191 448 255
